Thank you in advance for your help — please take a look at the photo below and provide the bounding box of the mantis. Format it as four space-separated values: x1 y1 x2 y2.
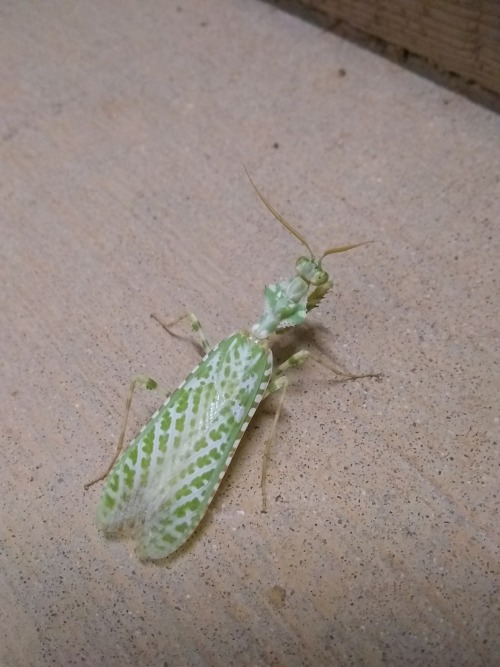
86 173 379 560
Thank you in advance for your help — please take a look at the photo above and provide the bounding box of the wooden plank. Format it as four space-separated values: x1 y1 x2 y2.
300 0 500 94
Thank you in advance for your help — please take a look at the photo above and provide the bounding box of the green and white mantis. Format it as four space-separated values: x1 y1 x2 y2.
87 174 379 560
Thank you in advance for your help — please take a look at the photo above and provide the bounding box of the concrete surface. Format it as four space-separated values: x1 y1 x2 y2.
1 1 499 666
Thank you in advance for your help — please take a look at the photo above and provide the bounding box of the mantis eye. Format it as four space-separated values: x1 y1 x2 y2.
295 256 310 273
311 268 328 286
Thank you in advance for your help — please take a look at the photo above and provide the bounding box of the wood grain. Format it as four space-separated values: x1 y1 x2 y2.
301 0 500 94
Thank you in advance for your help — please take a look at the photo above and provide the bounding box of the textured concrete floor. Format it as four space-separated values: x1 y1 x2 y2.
1 1 499 666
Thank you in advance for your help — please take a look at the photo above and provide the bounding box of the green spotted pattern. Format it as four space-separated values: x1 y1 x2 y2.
97 332 272 560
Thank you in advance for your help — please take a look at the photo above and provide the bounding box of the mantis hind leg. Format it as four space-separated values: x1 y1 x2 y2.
84 375 169 490
260 376 289 513
259 351 380 511
86 313 213 490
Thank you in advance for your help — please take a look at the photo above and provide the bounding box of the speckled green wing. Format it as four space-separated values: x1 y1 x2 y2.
97 332 272 560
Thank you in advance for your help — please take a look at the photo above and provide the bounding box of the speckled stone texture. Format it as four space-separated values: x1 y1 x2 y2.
1 1 498 666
